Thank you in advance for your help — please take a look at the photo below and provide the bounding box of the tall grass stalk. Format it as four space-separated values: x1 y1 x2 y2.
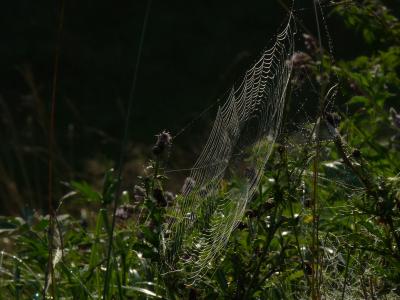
311 0 324 297
44 0 65 298
102 0 153 298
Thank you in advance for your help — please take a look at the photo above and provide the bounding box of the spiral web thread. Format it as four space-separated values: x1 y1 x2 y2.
161 14 296 281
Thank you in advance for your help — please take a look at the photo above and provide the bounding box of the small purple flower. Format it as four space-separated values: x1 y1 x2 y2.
290 52 312 69
303 33 318 53
152 130 172 156
115 204 135 220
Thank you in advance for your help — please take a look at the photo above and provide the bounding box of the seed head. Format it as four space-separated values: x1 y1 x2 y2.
152 130 172 156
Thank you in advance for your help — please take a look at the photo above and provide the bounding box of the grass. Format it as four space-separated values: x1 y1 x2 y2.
2 99 400 299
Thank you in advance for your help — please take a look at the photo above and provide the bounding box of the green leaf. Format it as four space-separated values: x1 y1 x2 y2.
349 96 369 105
71 181 101 203
287 270 304 281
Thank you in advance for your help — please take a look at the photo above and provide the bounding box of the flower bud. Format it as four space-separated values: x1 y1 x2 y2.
152 131 172 156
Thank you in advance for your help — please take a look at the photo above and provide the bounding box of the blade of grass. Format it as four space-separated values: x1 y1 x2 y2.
102 0 153 298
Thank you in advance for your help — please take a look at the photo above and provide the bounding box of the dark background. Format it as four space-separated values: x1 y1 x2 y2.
1 0 396 213
0 0 361 143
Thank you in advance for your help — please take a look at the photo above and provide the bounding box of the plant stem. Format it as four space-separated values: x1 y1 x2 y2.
102 1 152 298
311 117 320 300
44 0 65 298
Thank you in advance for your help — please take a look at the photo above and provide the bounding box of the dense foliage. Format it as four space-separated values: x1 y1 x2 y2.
1 1 400 299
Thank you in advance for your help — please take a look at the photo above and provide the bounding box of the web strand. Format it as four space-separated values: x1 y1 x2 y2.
161 13 296 282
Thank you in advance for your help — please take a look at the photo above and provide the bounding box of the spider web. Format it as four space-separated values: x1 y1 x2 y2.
161 13 296 281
